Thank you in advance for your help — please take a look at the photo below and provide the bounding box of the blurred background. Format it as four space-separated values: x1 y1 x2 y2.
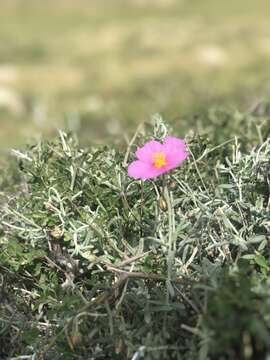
1 0 270 156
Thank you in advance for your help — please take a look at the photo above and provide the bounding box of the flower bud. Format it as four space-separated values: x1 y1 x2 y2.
158 196 167 211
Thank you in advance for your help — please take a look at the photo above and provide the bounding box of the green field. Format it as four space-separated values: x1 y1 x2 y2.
1 0 270 152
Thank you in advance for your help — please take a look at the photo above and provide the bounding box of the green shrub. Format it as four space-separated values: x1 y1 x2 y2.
1 113 270 359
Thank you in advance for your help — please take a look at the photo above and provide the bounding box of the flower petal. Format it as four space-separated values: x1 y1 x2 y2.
165 150 189 171
136 140 163 163
162 136 189 171
163 136 187 152
128 160 165 180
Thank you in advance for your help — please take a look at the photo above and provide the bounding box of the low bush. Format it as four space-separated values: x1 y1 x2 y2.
1 112 270 359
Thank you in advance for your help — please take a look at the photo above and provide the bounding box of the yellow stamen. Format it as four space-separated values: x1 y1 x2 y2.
153 152 167 169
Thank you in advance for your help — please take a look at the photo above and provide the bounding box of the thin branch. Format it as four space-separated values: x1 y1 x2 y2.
123 123 143 166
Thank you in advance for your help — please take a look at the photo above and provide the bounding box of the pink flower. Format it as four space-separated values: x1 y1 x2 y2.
128 136 189 180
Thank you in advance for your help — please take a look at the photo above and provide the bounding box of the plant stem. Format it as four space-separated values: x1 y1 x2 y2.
163 180 175 303
140 180 144 237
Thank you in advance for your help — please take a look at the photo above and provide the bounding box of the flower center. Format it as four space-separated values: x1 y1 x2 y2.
153 152 167 169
